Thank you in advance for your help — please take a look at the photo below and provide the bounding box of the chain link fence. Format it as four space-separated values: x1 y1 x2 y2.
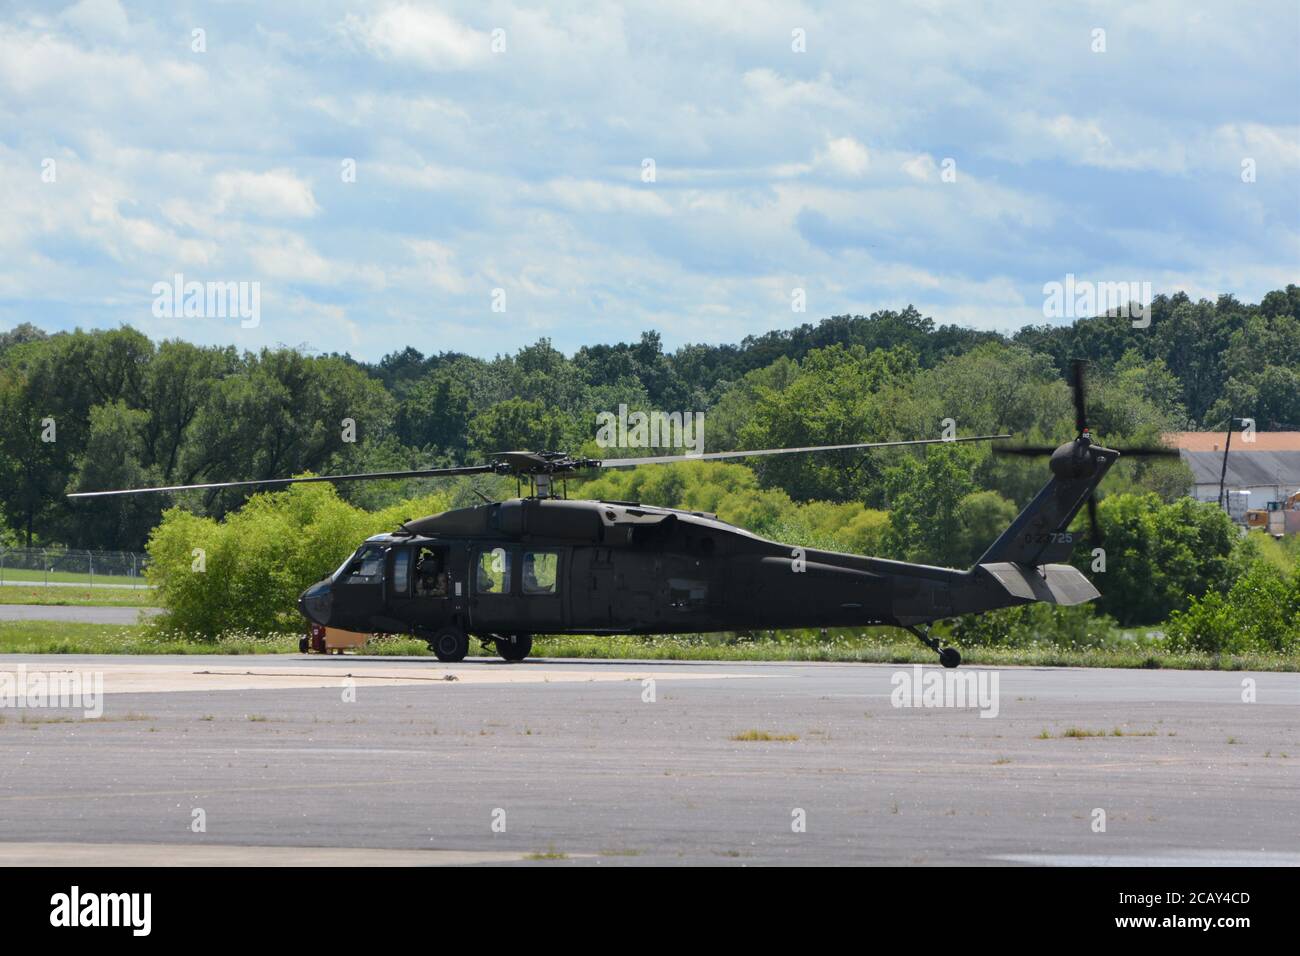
0 548 151 588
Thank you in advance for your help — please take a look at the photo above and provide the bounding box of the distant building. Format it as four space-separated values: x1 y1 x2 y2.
1163 432 1300 519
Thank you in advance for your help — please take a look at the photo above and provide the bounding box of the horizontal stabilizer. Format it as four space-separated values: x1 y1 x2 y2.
978 562 1099 606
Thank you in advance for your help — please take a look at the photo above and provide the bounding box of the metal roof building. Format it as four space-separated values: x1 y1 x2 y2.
1164 432 1300 518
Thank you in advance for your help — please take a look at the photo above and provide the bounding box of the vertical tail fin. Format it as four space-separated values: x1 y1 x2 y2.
977 441 1118 567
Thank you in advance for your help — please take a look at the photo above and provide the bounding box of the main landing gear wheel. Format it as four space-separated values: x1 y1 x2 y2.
495 634 533 662
904 624 962 668
429 626 469 663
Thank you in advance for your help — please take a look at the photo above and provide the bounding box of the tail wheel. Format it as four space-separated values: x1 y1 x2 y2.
496 634 533 662
429 626 469 663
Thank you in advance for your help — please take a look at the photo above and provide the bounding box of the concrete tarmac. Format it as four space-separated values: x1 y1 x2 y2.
0 654 1296 865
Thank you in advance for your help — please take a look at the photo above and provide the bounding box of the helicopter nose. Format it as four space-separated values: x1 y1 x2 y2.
298 580 333 626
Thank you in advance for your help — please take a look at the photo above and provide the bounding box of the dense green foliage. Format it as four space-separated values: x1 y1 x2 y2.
5 286 1300 649
1165 561 1300 655
948 603 1119 649
1075 494 1238 626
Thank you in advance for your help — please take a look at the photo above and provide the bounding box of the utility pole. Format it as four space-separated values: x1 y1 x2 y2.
1217 416 1241 512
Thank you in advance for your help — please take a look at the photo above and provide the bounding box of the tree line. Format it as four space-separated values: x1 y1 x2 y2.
1 284 1297 560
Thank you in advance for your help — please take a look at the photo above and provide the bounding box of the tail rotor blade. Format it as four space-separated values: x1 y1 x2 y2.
1070 359 1089 435
1087 493 1103 544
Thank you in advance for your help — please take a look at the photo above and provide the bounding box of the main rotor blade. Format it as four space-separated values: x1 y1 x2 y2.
70 434 1017 499
602 434 1012 468
1115 445 1181 458
67 465 496 499
994 442 1179 458
992 444 1060 457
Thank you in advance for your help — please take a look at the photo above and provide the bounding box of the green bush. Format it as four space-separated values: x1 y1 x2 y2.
146 482 453 637
1076 493 1237 625
1165 561 1300 654
948 602 1117 648
761 501 890 555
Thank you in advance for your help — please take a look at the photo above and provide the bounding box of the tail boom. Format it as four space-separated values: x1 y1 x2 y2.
890 440 1117 625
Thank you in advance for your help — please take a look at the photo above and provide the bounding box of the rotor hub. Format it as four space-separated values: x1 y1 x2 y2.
1049 437 1098 479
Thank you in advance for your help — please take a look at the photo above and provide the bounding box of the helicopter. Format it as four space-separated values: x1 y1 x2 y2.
70 360 1175 667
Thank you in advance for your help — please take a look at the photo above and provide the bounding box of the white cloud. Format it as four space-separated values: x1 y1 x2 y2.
742 69 851 111
344 5 489 70
0 1 1293 359
247 233 386 290
541 179 674 216
817 136 870 177
0 24 205 106
1208 123 1300 170
901 153 937 181
1000 112 1188 173
310 93 471 130
213 170 320 220
402 239 468 295
59 0 129 40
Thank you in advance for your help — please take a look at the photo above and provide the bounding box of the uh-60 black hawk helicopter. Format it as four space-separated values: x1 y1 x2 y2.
72 361 1175 667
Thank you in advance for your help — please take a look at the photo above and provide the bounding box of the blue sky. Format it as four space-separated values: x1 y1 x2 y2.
1 0 1296 361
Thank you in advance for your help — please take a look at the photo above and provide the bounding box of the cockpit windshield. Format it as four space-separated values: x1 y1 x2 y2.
331 553 354 582
333 543 385 583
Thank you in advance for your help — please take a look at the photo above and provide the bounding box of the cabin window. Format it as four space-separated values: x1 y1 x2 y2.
476 548 511 594
522 550 559 595
391 548 412 596
414 546 449 597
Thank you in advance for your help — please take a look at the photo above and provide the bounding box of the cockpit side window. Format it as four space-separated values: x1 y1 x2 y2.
414 546 450 597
